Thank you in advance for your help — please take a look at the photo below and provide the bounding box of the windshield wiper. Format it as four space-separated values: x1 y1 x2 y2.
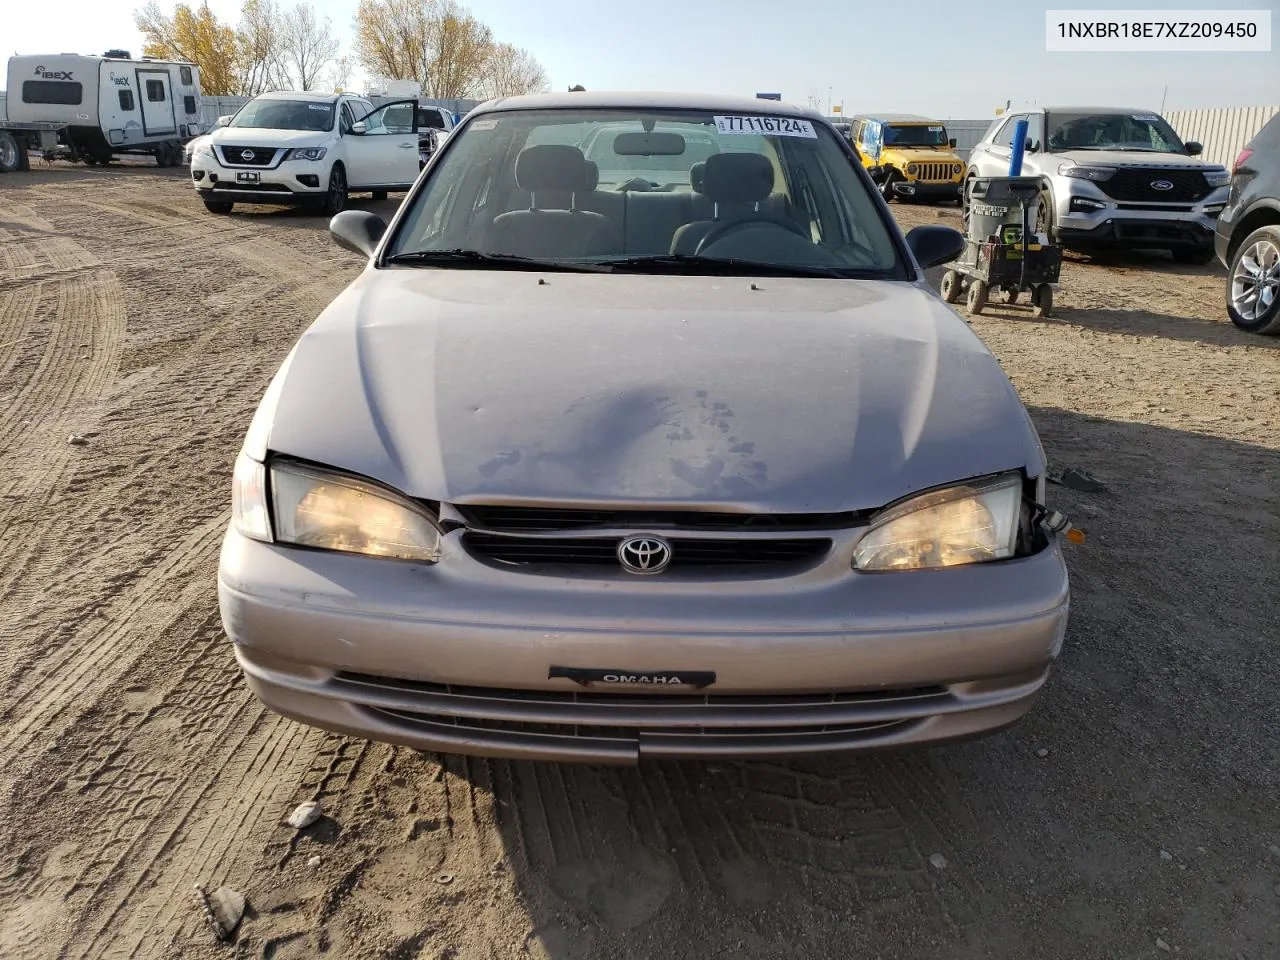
596 254 846 279
382 249 611 272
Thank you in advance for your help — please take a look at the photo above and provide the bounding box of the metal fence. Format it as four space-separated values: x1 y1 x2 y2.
1165 105 1279 169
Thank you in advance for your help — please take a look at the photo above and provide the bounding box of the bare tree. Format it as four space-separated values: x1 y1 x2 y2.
280 2 339 90
480 42 549 98
237 0 288 94
426 0 492 99
328 54 354 92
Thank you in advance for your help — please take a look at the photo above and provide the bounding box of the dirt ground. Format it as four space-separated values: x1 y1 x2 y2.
1 162 1278 960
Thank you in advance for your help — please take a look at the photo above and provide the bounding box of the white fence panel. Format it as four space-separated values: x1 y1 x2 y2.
1165 105 1280 168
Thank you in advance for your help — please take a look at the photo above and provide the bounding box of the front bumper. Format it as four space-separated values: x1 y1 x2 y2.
1052 178 1227 250
218 526 1071 763
190 154 328 205
894 180 962 200
1056 216 1216 249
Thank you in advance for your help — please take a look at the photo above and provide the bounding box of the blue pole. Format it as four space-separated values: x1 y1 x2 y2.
1008 118 1029 175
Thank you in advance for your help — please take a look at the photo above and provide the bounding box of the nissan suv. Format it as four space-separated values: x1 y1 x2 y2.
1215 111 1280 334
965 106 1231 263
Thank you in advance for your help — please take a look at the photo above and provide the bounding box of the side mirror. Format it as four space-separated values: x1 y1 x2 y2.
1186 141 1203 156
351 121 367 135
330 210 386 258
1024 137 1037 152
949 137 957 148
905 225 966 269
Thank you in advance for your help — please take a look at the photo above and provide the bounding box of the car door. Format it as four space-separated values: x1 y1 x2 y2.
1022 112 1047 175
976 115 1022 175
344 99 419 188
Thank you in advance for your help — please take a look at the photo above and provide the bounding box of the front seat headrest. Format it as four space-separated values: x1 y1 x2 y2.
583 159 599 191
701 152 774 205
515 144 592 193
690 161 707 194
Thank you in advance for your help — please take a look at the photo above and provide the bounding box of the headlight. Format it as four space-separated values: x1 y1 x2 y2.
232 453 272 542
270 460 441 562
284 146 328 161
906 163 917 175
1203 167 1230 187
952 162 963 174
194 141 214 159
1057 163 1115 182
853 473 1022 572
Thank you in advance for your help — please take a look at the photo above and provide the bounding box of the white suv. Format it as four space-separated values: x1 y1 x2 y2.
965 106 1231 264
190 91 420 215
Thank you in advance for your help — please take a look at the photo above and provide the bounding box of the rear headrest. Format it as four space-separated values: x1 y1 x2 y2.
515 144 593 193
690 161 707 193
702 152 774 205
584 159 599 191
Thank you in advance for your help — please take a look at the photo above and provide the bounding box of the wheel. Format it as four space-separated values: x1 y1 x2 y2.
320 164 347 216
879 170 899 202
939 270 963 303
203 199 234 214
1032 284 1054 318
961 176 976 232
1225 225 1280 334
965 279 988 315
1034 190 1055 241
1172 246 1215 266
1000 286 1020 305
371 190 388 202
0 132 20 173
154 146 169 167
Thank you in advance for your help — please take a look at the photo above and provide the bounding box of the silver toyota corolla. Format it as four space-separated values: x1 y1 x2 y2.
218 91 1072 764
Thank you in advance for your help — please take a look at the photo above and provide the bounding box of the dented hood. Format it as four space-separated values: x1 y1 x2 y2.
259 270 1045 512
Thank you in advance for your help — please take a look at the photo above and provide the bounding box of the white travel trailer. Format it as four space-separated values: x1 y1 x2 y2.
0 51 203 170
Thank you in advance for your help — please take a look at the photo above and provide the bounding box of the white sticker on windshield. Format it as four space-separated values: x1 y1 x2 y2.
929 125 944 132
470 118 497 130
308 104 329 111
714 115 817 138
1133 114 1161 122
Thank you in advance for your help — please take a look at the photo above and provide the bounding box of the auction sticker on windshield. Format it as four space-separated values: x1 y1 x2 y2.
714 116 817 138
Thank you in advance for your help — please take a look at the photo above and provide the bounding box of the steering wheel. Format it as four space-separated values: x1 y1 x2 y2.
694 217 809 256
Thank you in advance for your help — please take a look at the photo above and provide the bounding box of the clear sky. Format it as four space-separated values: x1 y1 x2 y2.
5 0 1279 117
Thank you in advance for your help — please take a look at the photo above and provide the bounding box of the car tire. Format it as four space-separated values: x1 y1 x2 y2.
1225 224 1280 335
371 190 388 202
1000 286 1020 305
321 164 347 216
1032 283 1053 318
1035 190 1056 242
1172 246 1215 266
203 199 234 214
940 270 962 303
879 170 899 202
965 279 988 315
0 132 21 173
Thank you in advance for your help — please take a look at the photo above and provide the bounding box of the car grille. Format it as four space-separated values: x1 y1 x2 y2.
911 161 957 182
455 504 867 532
462 532 830 569
335 673 944 755
218 145 278 166
211 181 291 193
1097 168 1210 203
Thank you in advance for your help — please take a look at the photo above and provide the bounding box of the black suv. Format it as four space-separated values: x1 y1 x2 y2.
1215 112 1280 334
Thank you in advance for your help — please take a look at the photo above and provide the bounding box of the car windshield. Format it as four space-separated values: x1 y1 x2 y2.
1045 112 1186 153
418 108 448 130
230 98 334 132
883 124 949 147
387 107 902 278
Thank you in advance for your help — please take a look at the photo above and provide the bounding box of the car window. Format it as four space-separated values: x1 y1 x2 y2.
230 98 335 132
883 124 948 147
339 101 356 133
994 116 1023 148
388 107 903 277
419 108 448 130
1044 112 1187 153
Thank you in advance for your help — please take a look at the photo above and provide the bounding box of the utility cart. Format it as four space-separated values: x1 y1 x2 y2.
940 176 1061 318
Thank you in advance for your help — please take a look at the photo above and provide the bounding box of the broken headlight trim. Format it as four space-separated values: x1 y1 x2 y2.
269 459 441 563
853 473 1022 572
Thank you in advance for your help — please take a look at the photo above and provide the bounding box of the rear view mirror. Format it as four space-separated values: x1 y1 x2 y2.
1186 141 1203 156
905 225 966 269
613 132 685 156
330 210 386 258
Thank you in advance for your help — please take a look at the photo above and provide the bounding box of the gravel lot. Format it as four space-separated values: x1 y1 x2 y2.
1 163 1278 960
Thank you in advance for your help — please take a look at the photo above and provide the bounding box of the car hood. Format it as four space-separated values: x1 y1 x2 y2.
887 147 961 163
258 272 1045 513
209 127 332 148
1050 149 1222 170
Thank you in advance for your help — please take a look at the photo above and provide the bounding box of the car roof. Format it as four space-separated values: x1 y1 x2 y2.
1028 106 1160 115
470 90 824 120
255 90 343 103
851 113 944 124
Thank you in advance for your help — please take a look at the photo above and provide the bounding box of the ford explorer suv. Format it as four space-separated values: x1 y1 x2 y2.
190 91 420 215
965 106 1230 263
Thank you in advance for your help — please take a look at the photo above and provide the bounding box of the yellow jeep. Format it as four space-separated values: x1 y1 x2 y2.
850 114 965 203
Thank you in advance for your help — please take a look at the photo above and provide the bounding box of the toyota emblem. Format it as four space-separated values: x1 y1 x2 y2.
617 536 672 575
1150 179 1174 191
240 149 256 161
